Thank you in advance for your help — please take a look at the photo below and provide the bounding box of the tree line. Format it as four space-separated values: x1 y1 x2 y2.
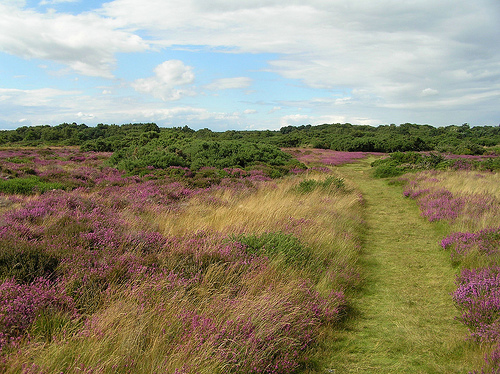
2 122 499 155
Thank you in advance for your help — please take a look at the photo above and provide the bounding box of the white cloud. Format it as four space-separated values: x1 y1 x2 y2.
76 111 95 120
1 0 499 128
0 3 147 78
0 87 243 130
243 109 257 114
205 77 252 91
131 60 195 101
100 0 500 123
268 106 281 114
421 88 439 97
0 87 79 107
280 113 380 128
280 114 311 127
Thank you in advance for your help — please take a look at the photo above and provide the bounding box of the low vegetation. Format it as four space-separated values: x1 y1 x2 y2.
1 121 500 372
0 148 364 373
371 151 500 178
401 169 500 373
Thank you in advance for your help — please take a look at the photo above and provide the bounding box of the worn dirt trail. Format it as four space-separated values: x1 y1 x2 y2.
323 159 479 373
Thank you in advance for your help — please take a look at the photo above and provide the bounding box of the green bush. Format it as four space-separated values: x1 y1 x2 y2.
234 232 311 266
0 177 65 195
294 176 345 194
108 138 297 179
372 164 405 178
184 140 291 170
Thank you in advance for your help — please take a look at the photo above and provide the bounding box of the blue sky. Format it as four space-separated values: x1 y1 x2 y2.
1 0 499 131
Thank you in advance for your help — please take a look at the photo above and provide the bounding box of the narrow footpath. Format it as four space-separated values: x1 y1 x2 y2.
324 158 480 373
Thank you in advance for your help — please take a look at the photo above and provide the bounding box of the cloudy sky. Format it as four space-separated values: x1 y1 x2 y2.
0 0 499 131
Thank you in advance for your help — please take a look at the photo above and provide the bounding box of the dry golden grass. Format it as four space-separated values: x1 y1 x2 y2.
157 172 365 296
405 170 500 232
159 173 363 255
3 171 365 373
430 170 500 199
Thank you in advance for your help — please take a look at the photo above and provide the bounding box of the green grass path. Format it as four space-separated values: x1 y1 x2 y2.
324 159 480 373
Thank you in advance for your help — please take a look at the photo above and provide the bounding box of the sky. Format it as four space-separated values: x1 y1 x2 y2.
0 0 499 131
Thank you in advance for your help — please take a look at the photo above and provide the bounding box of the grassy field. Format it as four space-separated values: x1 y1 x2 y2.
321 158 483 373
1 148 498 373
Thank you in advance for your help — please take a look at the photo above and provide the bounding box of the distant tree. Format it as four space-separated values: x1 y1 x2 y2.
142 123 160 133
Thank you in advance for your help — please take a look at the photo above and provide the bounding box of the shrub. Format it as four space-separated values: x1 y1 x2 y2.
0 177 64 195
372 164 405 178
234 232 311 266
294 176 345 194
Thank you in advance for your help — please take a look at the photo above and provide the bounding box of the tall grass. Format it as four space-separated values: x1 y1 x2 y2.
159 174 363 287
0 149 364 373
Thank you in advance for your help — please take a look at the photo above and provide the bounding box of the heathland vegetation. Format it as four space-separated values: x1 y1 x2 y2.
0 147 364 373
1 122 500 373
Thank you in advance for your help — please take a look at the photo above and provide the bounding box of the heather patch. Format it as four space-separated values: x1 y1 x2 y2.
401 169 500 372
454 267 500 343
372 151 500 178
283 148 382 167
0 278 76 350
0 148 362 373
441 228 500 262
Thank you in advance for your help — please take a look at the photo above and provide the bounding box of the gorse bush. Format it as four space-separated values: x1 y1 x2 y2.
372 163 405 178
112 149 188 171
184 140 292 170
107 135 303 178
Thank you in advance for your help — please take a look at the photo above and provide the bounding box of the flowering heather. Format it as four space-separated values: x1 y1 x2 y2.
0 147 363 373
283 148 383 167
444 154 497 161
0 278 76 349
0 148 277 197
440 154 498 172
171 284 345 373
0 148 111 179
401 169 500 373
404 186 499 224
441 228 500 261
453 267 500 342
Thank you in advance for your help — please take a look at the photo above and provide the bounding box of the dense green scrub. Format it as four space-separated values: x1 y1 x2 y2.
107 135 301 176
2 122 499 155
372 151 500 177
